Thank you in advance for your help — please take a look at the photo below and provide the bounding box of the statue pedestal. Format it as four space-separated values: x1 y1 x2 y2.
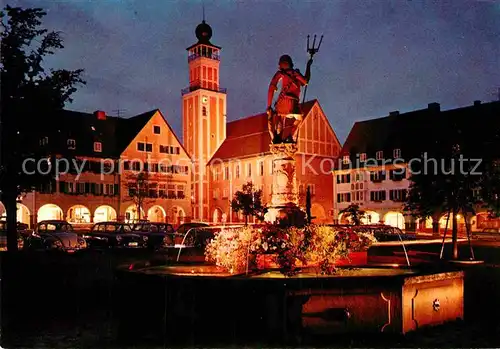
264 143 305 226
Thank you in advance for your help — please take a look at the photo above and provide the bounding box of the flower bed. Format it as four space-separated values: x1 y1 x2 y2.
205 224 377 276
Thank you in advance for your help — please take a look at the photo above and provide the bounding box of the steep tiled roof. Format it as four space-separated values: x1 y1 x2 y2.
49 110 119 158
44 109 160 159
114 110 157 154
209 99 317 162
338 101 500 169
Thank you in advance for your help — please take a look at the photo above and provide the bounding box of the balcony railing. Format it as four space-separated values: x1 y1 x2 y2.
181 84 227 96
188 52 220 62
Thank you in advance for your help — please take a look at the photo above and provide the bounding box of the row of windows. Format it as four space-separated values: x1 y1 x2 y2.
40 138 104 153
40 124 165 154
389 189 407 202
213 161 269 181
337 193 351 203
128 183 186 199
123 161 189 175
189 66 219 84
342 149 402 164
137 142 181 154
337 169 406 184
336 174 351 184
212 183 317 200
336 189 407 203
212 188 228 199
370 169 407 182
350 183 364 190
59 182 119 196
370 190 386 201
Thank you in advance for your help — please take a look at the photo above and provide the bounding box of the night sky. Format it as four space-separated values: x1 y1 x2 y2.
9 0 500 143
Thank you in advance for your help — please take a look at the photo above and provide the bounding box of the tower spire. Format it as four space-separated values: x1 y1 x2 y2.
202 2 205 22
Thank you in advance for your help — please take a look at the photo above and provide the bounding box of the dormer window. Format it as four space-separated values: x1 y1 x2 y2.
360 153 367 162
94 142 102 153
67 139 76 150
376 151 383 160
393 148 401 158
342 155 350 164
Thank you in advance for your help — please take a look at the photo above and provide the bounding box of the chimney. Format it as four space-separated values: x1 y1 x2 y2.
428 102 440 112
389 111 400 117
94 110 106 120
474 100 481 106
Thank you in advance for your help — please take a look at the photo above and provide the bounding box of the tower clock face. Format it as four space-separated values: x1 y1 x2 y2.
202 96 208 104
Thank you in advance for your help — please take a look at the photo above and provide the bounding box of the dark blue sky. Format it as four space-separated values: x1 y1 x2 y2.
10 0 500 142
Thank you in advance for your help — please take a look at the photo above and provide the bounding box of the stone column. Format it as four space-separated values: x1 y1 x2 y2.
265 143 305 225
270 143 298 207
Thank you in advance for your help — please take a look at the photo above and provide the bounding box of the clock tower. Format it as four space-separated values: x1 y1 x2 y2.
182 19 227 221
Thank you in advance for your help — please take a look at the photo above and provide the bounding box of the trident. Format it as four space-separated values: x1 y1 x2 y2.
302 34 323 104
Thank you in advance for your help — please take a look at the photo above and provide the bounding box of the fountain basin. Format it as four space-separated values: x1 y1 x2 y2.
115 263 463 343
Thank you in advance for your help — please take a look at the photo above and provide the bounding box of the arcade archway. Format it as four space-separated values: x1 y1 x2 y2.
361 210 380 225
94 205 117 223
125 205 145 223
384 211 405 229
38 204 63 222
311 203 327 222
67 205 91 224
148 205 166 223
213 207 223 224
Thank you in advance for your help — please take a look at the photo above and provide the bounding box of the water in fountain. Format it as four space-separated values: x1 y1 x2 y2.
176 225 247 262
334 224 412 268
176 227 194 262
395 228 411 267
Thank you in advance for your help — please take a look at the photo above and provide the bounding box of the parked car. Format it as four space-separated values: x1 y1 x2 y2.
175 222 212 248
131 222 175 249
356 224 416 242
328 224 416 242
28 220 87 252
83 222 147 248
0 220 25 251
481 228 500 234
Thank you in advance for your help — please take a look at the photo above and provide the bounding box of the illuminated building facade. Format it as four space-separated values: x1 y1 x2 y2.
181 20 342 223
0 19 343 227
333 100 500 233
0 110 191 228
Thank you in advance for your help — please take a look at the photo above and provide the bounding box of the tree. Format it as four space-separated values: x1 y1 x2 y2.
405 145 482 260
339 203 366 226
230 182 266 225
125 171 153 221
480 160 500 218
0 6 85 251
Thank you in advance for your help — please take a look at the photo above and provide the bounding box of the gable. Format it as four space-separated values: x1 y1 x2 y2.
208 99 340 163
121 110 191 160
296 102 341 157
